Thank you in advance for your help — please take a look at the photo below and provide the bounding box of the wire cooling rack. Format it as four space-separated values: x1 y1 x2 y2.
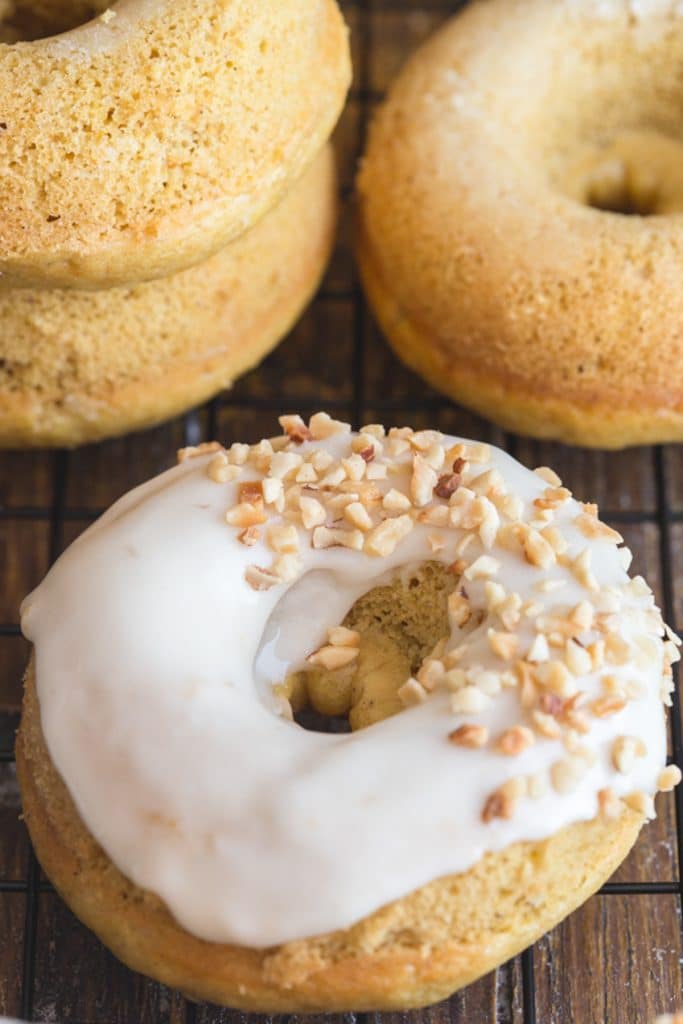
1 1 682 1020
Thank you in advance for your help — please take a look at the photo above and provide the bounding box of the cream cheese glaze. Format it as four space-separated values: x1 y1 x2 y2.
20 416 678 947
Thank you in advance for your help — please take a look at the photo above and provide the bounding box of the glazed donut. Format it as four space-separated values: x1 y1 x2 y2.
357 0 683 448
0 146 336 447
17 415 680 1011
0 0 350 289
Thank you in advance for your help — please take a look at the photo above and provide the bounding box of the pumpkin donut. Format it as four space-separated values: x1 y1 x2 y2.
357 0 683 448
17 415 681 1009
0 0 350 288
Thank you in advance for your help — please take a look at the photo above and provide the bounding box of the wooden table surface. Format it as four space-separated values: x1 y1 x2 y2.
1 1 682 1021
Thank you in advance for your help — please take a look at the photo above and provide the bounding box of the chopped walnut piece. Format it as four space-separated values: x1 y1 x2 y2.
238 526 260 547
365 514 413 557
591 695 627 718
177 441 223 463
658 765 682 791
482 787 517 823
598 787 623 820
308 645 359 670
448 723 489 748
299 495 326 530
312 526 364 551
612 735 647 774
244 565 280 591
496 725 535 756
226 502 267 528
534 466 563 487
398 677 428 707
488 629 518 661
410 454 438 507
435 471 462 500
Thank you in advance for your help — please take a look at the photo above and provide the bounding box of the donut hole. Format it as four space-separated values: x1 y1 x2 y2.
0 0 111 42
283 562 460 734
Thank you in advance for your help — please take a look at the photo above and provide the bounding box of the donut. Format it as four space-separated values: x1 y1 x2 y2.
357 0 683 449
0 0 350 289
17 415 680 1011
0 146 336 447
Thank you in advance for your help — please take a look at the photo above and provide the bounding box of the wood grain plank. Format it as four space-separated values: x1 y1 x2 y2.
0 450 54 510
0 519 50 624
663 445 683 513
0 894 24 1017
533 894 683 1024
0 635 29 712
0 761 28 882
33 893 187 1024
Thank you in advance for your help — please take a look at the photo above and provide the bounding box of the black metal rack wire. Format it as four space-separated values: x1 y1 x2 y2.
0 1 682 1020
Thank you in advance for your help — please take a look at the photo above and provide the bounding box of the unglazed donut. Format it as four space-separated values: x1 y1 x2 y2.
0 0 350 289
17 415 680 1011
0 147 336 447
357 0 683 448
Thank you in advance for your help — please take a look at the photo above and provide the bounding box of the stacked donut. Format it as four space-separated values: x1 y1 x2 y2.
0 0 351 446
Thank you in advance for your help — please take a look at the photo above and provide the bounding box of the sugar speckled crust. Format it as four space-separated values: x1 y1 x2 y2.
0 146 336 448
17 655 643 1012
0 0 350 289
357 0 683 448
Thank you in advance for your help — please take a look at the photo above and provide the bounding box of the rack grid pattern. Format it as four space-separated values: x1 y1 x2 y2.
1 1 682 1021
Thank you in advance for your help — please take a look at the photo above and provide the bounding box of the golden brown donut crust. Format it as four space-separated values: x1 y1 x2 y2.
17 660 643 1012
0 146 336 448
0 0 350 289
357 0 683 448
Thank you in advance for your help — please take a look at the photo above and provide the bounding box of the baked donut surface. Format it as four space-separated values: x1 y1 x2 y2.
357 0 683 448
0 0 350 289
17 417 680 1009
0 146 336 448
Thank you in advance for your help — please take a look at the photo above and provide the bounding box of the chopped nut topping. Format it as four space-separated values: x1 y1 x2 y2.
575 513 623 544
612 735 647 774
550 756 586 794
245 564 280 591
605 632 630 665
464 555 501 580
565 638 592 676
309 412 351 440
590 695 627 718
279 414 312 444
299 496 326 530
435 471 463 499
496 725 535 756
312 526 364 551
365 514 413 557
448 723 489 748
657 764 682 792
451 686 491 714
273 553 301 582
344 501 374 531
532 709 562 739
527 633 550 663
383 488 412 513
308 645 359 670
226 502 267 528
572 548 599 591
328 626 360 648
238 526 260 547
177 441 223 463
535 660 576 697
262 477 284 506
521 527 556 569
295 463 318 484
398 677 428 707
207 453 241 483
534 466 563 487
488 629 518 661
410 454 438 507
267 524 299 554
598 787 623 820
482 786 517 823
448 592 471 627
417 658 445 691
623 790 655 819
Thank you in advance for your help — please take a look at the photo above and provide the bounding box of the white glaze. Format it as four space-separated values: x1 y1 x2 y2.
21 426 671 947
